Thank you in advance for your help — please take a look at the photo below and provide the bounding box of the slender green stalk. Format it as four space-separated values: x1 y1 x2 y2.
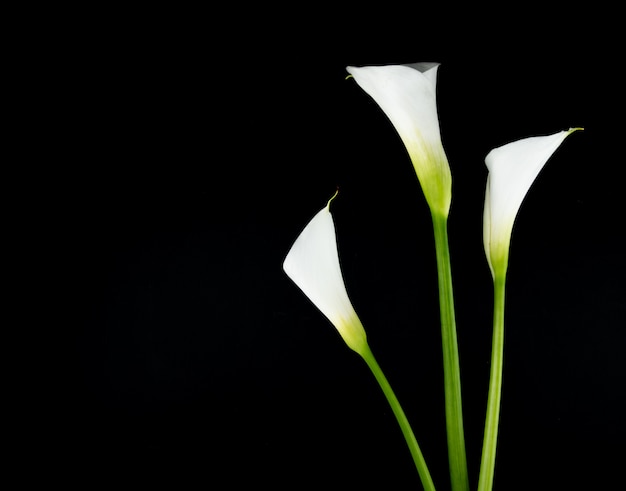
431 211 470 491
361 344 436 491
477 273 507 491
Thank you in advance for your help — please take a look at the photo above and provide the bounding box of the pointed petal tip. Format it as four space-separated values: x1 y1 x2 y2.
326 189 339 209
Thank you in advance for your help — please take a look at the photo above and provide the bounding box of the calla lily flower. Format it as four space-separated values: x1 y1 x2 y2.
283 194 368 354
347 63 452 217
483 128 582 278
283 195 436 489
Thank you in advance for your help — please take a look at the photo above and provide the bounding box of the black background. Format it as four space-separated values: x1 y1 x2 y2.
14 6 625 490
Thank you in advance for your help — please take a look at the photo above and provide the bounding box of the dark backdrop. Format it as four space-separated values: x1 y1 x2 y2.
16 7 624 490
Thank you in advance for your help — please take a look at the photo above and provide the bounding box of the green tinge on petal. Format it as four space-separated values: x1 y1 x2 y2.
404 134 452 216
482 174 496 278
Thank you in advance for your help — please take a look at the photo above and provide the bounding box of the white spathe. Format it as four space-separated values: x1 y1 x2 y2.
283 197 368 354
483 128 582 278
346 63 451 217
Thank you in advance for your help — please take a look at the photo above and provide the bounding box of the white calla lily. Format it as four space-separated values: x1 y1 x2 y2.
347 63 451 217
483 128 582 278
283 195 436 489
478 128 581 491
348 63 470 489
283 194 367 354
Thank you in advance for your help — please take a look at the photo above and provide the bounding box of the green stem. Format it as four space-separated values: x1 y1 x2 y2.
361 344 437 491
477 273 507 491
431 212 469 491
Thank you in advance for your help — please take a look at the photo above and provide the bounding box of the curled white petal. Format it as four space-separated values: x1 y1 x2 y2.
346 63 451 216
483 128 582 277
283 199 367 353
